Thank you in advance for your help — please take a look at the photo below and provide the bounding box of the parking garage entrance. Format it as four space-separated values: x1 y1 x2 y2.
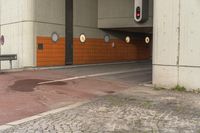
36 0 152 67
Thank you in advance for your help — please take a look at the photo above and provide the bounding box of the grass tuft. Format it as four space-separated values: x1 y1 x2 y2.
172 85 186 92
153 87 166 91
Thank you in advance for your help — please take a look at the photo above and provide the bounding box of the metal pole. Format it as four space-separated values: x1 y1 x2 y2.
0 0 1 70
10 60 12 69
65 0 73 65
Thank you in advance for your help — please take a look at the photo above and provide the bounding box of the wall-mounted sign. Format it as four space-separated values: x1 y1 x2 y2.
125 36 131 44
38 43 44 50
0 35 5 45
145 36 150 44
80 33 86 43
104 34 110 43
51 32 59 43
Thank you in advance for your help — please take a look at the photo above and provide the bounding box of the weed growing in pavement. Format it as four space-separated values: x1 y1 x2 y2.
153 86 166 91
154 85 187 92
154 85 200 94
141 101 153 109
172 85 186 92
192 88 200 94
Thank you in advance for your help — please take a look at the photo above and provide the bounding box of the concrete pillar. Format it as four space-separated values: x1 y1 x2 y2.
153 0 200 90
0 0 35 69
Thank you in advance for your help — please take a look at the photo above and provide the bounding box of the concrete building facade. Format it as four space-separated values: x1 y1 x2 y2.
0 0 152 69
2 0 199 91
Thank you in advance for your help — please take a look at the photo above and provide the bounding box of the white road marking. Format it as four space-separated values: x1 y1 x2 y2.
0 101 90 130
38 68 151 85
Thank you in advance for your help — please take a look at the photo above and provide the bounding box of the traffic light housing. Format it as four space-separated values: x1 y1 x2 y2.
134 0 149 23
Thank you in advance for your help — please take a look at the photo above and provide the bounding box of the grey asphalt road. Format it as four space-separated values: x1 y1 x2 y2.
53 60 152 86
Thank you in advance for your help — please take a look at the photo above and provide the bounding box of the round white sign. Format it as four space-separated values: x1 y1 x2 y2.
125 36 131 44
80 34 86 43
104 34 110 43
145 36 150 44
51 32 59 43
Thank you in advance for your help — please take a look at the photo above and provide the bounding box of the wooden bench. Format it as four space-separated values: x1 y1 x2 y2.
0 54 17 69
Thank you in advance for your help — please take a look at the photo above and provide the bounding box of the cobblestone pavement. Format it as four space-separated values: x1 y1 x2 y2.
1 86 200 133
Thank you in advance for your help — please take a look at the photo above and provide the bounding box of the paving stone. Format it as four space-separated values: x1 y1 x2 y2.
1 87 200 133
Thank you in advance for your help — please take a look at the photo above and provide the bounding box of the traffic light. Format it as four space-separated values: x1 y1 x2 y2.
134 0 149 23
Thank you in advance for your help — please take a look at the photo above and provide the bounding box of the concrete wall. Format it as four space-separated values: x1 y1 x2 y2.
0 0 65 69
0 0 35 69
98 0 153 29
73 0 152 65
74 0 153 38
73 0 105 38
153 0 200 90
35 0 65 37
35 0 65 66
0 0 151 68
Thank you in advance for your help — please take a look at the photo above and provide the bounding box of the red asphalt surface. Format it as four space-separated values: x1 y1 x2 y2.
0 69 129 125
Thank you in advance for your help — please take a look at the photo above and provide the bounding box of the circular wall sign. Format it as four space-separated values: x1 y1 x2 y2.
104 34 110 43
80 33 86 43
0 35 5 45
125 36 131 44
51 32 59 43
145 36 150 44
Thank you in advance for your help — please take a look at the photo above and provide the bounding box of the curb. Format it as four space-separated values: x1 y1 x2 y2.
0 101 90 131
0 60 151 73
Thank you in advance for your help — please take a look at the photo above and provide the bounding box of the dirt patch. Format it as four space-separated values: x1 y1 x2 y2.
0 72 7 75
104 91 116 94
9 79 66 92
46 82 67 86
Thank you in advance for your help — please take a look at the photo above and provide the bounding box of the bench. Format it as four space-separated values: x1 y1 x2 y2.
0 54 17 69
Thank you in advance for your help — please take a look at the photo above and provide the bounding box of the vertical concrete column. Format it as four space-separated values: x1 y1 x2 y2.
153 0 180 88
0 0 35 69
153 0 200 90
178 0 200 90
22 0 35 67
